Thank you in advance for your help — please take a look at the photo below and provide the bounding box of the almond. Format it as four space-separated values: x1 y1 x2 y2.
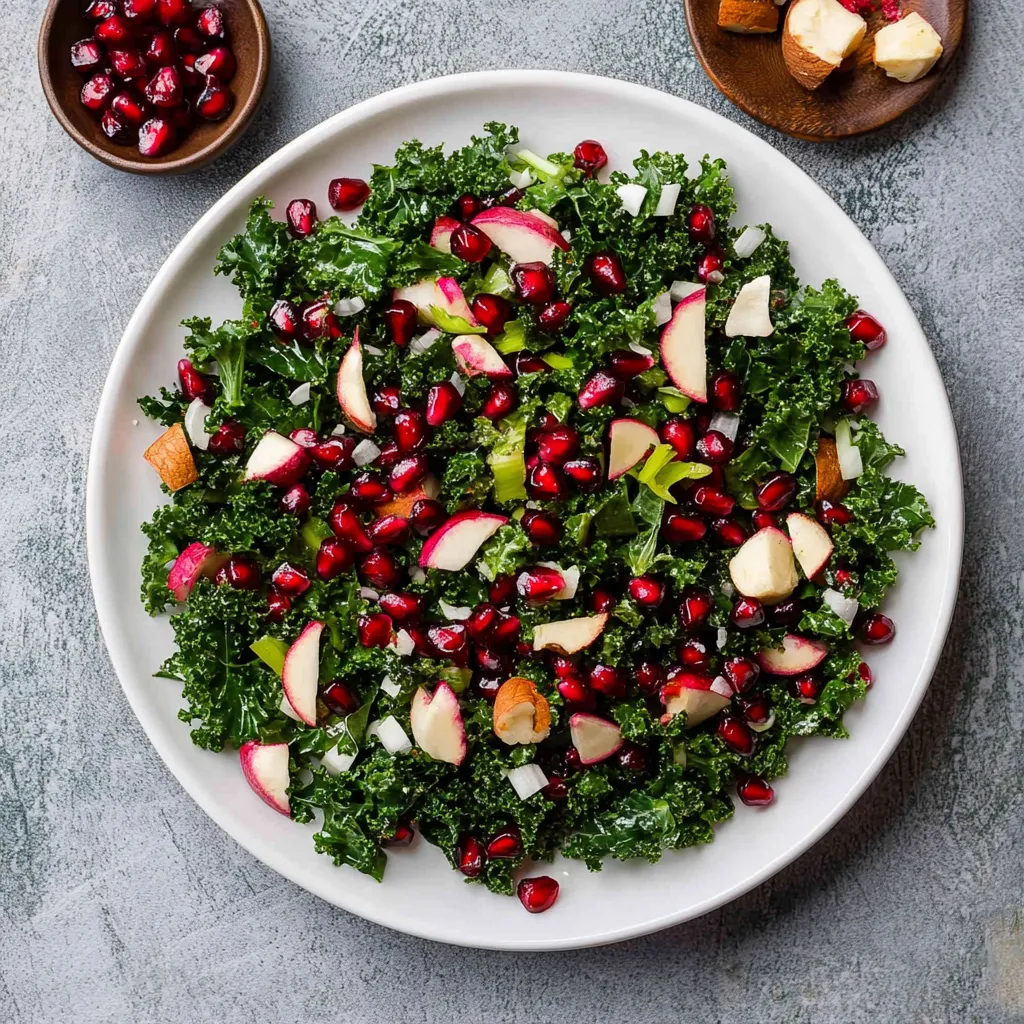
144 422 198 492
718 0 779 34
815 436 849 502
782 0 867 90
493 677 551 746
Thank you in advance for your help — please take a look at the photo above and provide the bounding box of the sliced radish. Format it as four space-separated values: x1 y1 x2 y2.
451 334 512 378
435 277 477 324
569 713 623 764
523 208 559 230
167 541 225 602
243 430 309 487
608 418 660 480
409 683 466 765
757 634 829 675
335 329 376 434
393 277 479 328
532 613 608 654
728 526 798 603
725 274 774 337
787 512 834 578
663 673 732 727
281 620 324 727
419 511 508 571
430 215 460 253
239 740 291 816
470 207 571 266
660 285 707 402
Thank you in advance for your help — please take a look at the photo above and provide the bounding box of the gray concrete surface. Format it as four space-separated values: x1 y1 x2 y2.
2 1 1022 1021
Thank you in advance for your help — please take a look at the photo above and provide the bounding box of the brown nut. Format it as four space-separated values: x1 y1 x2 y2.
144 422 198 492
718 0 779 34
815 436 849 503
493 677 551 746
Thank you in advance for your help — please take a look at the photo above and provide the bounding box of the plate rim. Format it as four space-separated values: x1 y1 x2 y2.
86 69 964 950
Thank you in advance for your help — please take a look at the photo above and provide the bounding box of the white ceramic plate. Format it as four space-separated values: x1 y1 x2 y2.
87 71 963 950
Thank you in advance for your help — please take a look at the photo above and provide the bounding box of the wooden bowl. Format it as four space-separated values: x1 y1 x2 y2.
37 0 271 174
683 0 966 141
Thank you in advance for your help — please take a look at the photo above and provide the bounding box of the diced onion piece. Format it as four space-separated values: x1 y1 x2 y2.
506 763 548 801
653 291 672 326
654 183 681 217
358 587 379 601
184 397 211 450
711 675 733 698
835 419 863 480
352 439 381 466
508 167 534 189
717 627 729 651
321 744 357 775
708 410 740 442
449 371 466 397
670 280 703 302
394 629 415 656
750 711 776 733
615 183 648 217
628 342 653 357
733 226 766 259
334 296 365 316
440 599 472 621
288 382 311 406
330 423 346 436
380 676 401 698
409 328 441 355
823 587 859 626
409 567 426 584
280 693 303 722
561 229 572 242
366 719 381 737
375 715 412 754
422 475 441 500
363 344 384 356
721 581 735 597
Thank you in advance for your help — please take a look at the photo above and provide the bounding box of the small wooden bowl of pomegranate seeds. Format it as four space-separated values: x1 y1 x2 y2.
38 0 270 174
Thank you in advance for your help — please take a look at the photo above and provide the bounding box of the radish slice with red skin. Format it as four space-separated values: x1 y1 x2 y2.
419 511 508 571
239 740 291 816
660 285 707 402
281 620 324 726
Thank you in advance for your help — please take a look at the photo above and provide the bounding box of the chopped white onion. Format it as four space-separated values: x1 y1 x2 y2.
525 500 541 510
716 627 729 651
321 744 357 775
288 382 311 406
409 328 441 355
508 167 534 189
358 587 379 601
440 599 472 621
363 344 384 356
750 711 776 733
711 675 733 698
184 398 211 450
835 419 863 480
280 693 303 722
394 629 415 657
330 423 346 436
352 439 381 466
422 475 441 499
670 280 703 302
375 716 412 754
654 183 681 217
334 296 365 317
615 183 648 217
366 719 381 738
380 675 402 698
720 581 735 597
561 228 572 242
733 226 766 258
707 270 725 285
708 410 740 442
449 372 466 397
410 567 426 584
621 396 636 409
823 588 859 626
628 342 653 357
653 291 673 326
506 764 548 801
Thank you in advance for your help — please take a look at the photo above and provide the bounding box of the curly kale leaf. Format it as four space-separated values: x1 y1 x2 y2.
215 197 291 316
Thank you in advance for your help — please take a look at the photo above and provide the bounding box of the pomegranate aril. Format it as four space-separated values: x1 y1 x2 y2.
99 108 132 143
316 538 354 580
323 680 359 715
449 222 491 263
482 824 523 860
588 587 616 614
424 381 462 427
110 90 148 125
718 715 754 756
382 299 418 348
195 75 232 120
737 774 774 807
563 747 584 772
573 139 607 176
751 511 776 532
81 72 115 111
617 743 647 772
586 251 627 296
266 590 290 622
310 436 355 472
691 485 735 517
286 199 317 239
712 516 748 548
516 566 565 601
793 674 822 704
679 586 713 630
482 383 518 421
755 471 796 512
635 662 667 696
457 836 486 877
563 457 601 493
466 603 499 641
144 65 182 107
265 299 300 342
367 515 409 546
488 574 516 606
392 408 427 453
378 591 422 624
390 455 429 493
511 262 555 305
741 695 773 727
661 418 697 458
521 509 562 546
123 0 157 20
470 293 512 335
697 247 725 284
329 502 373 552
518 876 559 914
385 820 415 847
489 612 521 649
709 370 743 411
209 420 246 457
219 555 260 590
530 300 571 334
589 663 626 698
194 45 235 80
628 575 665 608
858 661 874 689
359 548 403 590
662 512 706 544
358 612 393 648
526 461 566 500
841 378 879 414
157 0 189 24
578 371 624 410
195 6 226 37
687 204 716 244
816 498 854 527
372 385 402 418
409 498 445 534
533 426 576 465
288 428 317 449
557 674 596 711
110 47 147 80
608 349 655 380
271 562 310 597
302 300 341 341
177 358 213 402
173 24 204 51
86 0 120 18
278 482 311 516
71 38 104 72
770 596 802 627
451 192 481 221
724 656 760 694
730 596 765 629
542 775 568 800
846 310 886 351
488 186 524 208
679 637 711 669
95 14 132 43
696 429 733 464
860 612 896 645
473 646 512 676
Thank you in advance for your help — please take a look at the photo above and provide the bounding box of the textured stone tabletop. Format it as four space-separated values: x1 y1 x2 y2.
2 1 1022 1021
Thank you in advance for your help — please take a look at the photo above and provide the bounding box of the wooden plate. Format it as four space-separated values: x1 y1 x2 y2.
683 0 966 141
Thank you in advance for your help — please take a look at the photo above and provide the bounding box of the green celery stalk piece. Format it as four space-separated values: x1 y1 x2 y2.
428 307 486 334
495 321 527 353
251 635 290 677
658 387 692 414
541 352 574 370
481 263 513 298
490 451 527 502
301 516 333 553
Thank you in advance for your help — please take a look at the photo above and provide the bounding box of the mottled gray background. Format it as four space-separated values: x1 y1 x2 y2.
2 0 1022 1021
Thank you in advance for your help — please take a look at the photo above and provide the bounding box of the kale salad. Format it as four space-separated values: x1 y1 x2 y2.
139 123 933 914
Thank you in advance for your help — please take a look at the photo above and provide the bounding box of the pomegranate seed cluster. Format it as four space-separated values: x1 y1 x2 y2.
72 1 236 158
140 123 932 912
